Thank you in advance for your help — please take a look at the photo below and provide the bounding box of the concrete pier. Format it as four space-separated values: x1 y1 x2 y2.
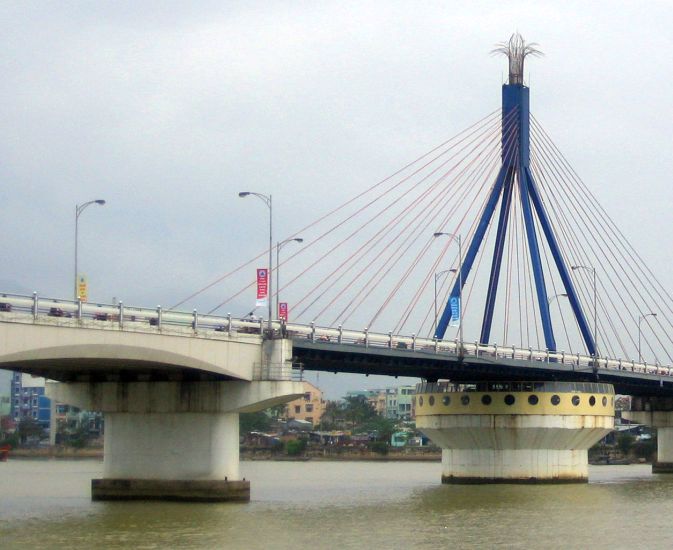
415 381 614 483
49 379 304 501
623 399 673 473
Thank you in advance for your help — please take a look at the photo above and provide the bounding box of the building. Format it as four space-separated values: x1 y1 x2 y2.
9 373 103 442
10 372 50 428
284 381 325 427
345 389 389 416
385 385 415 420
344 385 416 421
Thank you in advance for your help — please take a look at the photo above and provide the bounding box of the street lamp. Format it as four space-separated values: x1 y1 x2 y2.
433 232 463 349
638 312 657 363
547 293 568 306
276 237 303 318
571 264 598 358
239 191 272 333
74 199 106 300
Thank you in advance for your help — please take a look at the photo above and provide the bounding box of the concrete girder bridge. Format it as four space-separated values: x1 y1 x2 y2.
4 33 673 498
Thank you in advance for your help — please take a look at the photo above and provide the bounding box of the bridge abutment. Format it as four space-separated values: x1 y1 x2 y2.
415 381 614 483
49 378 304 501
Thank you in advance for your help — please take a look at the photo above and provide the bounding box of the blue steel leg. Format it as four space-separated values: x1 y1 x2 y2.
435 163 509 340
519 167 556 351
480 167 515 344
524 167 596 355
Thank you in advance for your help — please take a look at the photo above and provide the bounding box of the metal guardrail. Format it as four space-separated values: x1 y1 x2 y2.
0 291 671 379
252 362 304 382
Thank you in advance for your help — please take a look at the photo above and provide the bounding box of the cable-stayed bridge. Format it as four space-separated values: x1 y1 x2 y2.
3 34 673 496
1 293 670 397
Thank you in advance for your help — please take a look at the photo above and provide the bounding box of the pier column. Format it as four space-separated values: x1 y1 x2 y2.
623 398 673 473
415 381 614 483
49 379 303 501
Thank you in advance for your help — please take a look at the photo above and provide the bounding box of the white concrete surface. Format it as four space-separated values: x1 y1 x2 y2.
103 412 240 480
0 322 264 379
418 414 613 481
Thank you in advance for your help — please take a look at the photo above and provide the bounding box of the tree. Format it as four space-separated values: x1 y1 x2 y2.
240 411 272 434
17 418 45 444
360 416 397 442
342 396 377 431
319 400 345 430
617 432 635 456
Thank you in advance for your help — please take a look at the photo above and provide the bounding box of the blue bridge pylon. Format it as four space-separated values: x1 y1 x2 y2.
435 34 596 356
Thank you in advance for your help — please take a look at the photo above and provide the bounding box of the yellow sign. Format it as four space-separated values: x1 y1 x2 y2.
77 274 88 302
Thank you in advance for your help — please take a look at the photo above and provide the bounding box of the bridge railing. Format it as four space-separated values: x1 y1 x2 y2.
1 291 671 378
252 362 304 382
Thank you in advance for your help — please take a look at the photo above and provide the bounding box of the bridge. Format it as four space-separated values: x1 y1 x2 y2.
3 34 673 498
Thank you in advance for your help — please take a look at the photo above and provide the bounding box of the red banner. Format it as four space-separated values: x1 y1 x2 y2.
278 302 288 321
256 268 268 306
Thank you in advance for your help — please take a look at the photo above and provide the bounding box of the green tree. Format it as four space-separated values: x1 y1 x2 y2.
285 439 307 456
360 416 397 442
342 396 377 431
617 432 635 456
240 411 272 434
319 400 345 430
17 418 45 444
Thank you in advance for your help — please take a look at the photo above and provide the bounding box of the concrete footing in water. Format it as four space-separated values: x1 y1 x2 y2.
652 462 673 474
92 479 250 502
415 381 615 484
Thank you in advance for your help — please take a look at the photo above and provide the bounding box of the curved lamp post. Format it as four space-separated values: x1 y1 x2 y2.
433 232 463 349
74 199 106 300
239 191 272 333
276 237 303 319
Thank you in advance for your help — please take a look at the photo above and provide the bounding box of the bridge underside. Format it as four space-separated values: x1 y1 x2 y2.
292 341 673 397
5 359 234 383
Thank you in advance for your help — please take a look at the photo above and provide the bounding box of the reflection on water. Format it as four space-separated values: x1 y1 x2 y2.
1 460 673 549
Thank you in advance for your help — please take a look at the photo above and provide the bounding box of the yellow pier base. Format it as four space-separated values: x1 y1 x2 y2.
415 381 614 484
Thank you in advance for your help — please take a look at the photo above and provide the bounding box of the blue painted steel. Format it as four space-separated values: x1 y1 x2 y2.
480 168 514 344
519 166 556 351
525 166 596 355
435 80 593 354
434 163 509 339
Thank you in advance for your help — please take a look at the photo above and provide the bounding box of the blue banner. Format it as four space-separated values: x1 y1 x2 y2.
449 296 461 327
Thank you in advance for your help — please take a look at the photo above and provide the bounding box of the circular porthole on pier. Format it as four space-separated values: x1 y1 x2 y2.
551 394 561 406
589 396 596 407
461 395 470 406
528 395 539 405
602 396 608 407
504 394 515 406
418 397 424 407
429 396 435 406
571 395 580 406
442 395 451 406
481 394 492 405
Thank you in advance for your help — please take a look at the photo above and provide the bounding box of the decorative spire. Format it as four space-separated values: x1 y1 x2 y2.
492 33 543 85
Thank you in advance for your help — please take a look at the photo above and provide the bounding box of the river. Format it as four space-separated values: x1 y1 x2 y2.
1 460 673 548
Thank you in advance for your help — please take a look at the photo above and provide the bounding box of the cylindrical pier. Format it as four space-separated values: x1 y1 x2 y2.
415 381 614 483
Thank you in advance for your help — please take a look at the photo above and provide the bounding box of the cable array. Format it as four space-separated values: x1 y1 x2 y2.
173 106 672 366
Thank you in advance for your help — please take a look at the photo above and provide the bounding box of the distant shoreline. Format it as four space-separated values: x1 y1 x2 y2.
3 448 649 465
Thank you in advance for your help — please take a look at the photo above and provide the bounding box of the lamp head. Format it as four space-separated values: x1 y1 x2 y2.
95 199 106 205
433 232 445 238
238 192 251 197
295 238 304 243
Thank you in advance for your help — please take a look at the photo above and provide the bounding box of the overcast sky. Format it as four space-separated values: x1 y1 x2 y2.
1 1 672 398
